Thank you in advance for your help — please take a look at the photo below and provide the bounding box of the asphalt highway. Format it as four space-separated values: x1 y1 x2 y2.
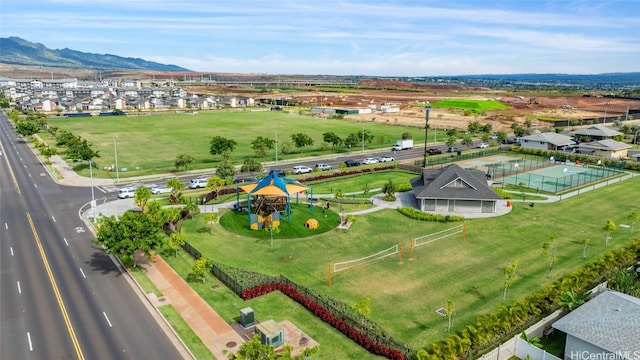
0 114 182 359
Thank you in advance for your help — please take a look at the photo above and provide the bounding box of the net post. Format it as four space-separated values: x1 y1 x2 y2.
463 222 467 241
328 264 332 287
398 242 403 264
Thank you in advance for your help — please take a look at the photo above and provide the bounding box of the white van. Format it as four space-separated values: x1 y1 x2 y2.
117 187 136 199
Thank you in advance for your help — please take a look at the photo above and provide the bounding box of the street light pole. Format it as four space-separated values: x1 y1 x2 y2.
423 104 430 167
89 159 96 220
113 136 119 183
361 120 365 155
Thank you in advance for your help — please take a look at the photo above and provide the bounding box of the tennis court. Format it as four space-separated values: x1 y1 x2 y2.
456 154 623 193
501 164 622 193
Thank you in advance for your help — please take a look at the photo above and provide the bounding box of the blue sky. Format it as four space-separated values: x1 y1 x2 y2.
2 0 639 76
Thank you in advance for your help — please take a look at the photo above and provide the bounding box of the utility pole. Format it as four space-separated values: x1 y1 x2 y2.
423 104 430 167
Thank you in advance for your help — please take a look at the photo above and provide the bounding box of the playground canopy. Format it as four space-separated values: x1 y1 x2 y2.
236 172 311 226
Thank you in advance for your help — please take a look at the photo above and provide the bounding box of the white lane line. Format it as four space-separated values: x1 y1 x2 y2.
34 184 37 188
28 173 32 178
63 238 69 246
79 268 86 279
51 216 56 223
103 312 113 327
10 247 14 256
4 222 7 229
17 281 22 294
27 332 33 351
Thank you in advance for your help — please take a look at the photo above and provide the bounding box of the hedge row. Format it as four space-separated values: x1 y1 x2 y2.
397 207 465 223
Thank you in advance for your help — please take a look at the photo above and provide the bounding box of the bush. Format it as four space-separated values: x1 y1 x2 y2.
397 207 465 223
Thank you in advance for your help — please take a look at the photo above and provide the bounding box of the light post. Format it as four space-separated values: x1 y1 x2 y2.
113 135 119 183
514 162 519 185
361 119 365 154
89 159 96 219
423 104 430 167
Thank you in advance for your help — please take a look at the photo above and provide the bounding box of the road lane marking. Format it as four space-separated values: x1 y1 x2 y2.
79 268 86 279
103 312 113 327
26 213 85 360
34 184 37 189
10 247 14 256
17 281 22 294
27 332 33 351
51 216 56 223
63 238 69 246
5 223 7 229
0 139 21 194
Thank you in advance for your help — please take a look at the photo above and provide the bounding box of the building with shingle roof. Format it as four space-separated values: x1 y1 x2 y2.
571 125 623 141
552 290 640 359
519 132 575 151
572 139 631 159
410 163 502 214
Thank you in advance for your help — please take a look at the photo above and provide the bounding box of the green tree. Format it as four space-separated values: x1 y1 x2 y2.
192 257 213 283
67 138 100 161
343 133 360 150
209 136 237 157
445 299 455 333
240 158 262 173
401 132 413 140
445 136 458 147
627 212 639 232
322 132 342 147
95 210 165 267
351 297 372 325
207 176 232 197
542 235 558 279
496 131 508 143
580 237 590 259
461 134 474 146
290 133 314 153
174 153 194 171
204 213 219 234
467 121 481 134
15 120 41 136
225 333 318 360
382 179 397 201
251 136 275 162
166 232 185 257
166 178 185 198
279 140 292 159
503 259 519 301
134 186 152 213
216 151 235 179
603 219 617 245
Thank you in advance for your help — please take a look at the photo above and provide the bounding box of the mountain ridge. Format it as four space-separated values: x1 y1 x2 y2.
0 37 189 72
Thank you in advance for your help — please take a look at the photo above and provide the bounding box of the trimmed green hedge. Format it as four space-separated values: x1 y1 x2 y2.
397 207 465 223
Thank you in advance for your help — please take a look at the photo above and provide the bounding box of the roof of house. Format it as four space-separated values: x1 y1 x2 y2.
575 139 631 152
519 132 575 146
410 163 502 201
552 290 640 353
571 125 623 137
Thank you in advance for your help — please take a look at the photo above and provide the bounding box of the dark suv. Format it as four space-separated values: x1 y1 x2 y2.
344 159 360 167
268 169 286 177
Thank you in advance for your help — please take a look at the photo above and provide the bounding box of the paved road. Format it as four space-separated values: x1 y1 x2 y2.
0 115 183 359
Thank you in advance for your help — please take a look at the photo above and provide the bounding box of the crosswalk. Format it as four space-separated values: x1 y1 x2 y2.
97 185 119 193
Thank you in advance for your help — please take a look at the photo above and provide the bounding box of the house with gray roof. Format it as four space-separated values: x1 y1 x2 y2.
519 132 575 151
570 139 631 159
571 125 623 142
410 163 502 214
552 290 640 360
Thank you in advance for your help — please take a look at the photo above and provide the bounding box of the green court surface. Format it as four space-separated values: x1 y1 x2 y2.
501 165 622 193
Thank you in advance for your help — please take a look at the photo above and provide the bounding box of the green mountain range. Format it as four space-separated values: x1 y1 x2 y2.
0 37 189 72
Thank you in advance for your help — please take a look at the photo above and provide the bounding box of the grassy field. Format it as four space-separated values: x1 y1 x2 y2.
429 99 512 112
172 172 640 355
45 110 426 178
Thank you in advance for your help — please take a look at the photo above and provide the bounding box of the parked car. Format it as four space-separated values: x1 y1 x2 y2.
426 148 442 155
268 169 286 177
189 178 208 189
502 138 519 144
233 174 257 184
377 155 394 162
447 147 460 153
344 159 360 167
477 142 489 148
362 157 379 165
151 185 173 195
293 165 313 174
315 163 333 171
117 187 136 199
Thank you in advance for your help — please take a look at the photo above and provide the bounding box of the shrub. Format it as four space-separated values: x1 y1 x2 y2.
397 207 465 223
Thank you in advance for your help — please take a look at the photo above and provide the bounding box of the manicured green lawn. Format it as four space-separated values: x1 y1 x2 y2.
176 175 640 353
157 305 216 360
429 99 512 111
45 110 425 178
303 169 416 194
